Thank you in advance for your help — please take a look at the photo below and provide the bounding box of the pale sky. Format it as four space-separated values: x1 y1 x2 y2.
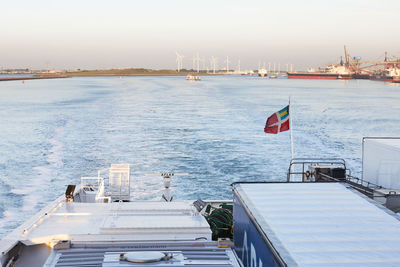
1 0 399 70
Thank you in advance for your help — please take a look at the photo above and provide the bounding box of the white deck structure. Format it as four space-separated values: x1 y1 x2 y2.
4 160 400 266
363 137 400 189
0 164 240 267
3 200 211 245
236 182 400 266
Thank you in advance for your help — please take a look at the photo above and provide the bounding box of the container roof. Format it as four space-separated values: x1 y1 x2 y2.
234 183 400 266
365 137 400 151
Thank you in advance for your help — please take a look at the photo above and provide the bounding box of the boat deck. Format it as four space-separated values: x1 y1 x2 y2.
3 200 211 246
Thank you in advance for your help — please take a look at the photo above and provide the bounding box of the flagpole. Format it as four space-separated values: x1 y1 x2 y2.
289 97 294 159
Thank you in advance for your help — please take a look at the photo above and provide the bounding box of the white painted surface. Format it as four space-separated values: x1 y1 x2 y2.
2 200 211 246
238 183 400 266
363 138 400 189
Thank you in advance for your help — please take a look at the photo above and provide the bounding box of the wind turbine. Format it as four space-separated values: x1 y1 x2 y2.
225 56 231 73
210 56 217 74
175 52 184 72
195 52 200 73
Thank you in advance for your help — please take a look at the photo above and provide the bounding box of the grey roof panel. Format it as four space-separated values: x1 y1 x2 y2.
47 242 240 267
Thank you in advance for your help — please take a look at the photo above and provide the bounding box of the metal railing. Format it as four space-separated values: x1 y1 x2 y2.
81 177 103 191
287 158 348 182
345 175 384 198
286 158 387 199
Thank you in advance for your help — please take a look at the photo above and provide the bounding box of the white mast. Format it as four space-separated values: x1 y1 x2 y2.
289 97 294 159
210 56 217 74
196 52 200 73
175 52 184 72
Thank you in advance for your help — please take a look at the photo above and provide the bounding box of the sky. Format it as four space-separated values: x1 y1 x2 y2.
1 0 400 70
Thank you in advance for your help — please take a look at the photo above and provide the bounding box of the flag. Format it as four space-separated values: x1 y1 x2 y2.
264 105 290 134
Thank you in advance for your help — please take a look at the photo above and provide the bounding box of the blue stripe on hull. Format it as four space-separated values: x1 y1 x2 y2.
233 194 282 267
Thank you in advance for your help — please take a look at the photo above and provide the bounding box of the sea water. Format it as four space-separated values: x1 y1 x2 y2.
0 76 399 237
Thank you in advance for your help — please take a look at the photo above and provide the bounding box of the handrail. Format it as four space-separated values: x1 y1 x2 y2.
81 176 104 190
346 175 383 190
287 158 347 182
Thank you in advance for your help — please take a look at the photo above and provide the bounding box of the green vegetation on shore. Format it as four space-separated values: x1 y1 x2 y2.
67 68 184 76
67 68 222 76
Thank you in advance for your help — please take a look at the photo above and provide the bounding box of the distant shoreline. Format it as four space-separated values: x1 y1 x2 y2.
0 74 69 82
0 69 226 81
66 73 220 77
66 69 225 77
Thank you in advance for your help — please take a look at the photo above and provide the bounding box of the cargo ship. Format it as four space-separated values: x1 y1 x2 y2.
370 64 400 83
2 137 400 266
288 63 353 80
352 72 371 79
287 46 374 80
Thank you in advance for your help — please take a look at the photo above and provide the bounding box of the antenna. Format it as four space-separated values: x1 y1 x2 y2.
145 172 189 202
237 59 240 72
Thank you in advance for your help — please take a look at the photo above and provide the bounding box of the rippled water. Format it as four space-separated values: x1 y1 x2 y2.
0 76 399 237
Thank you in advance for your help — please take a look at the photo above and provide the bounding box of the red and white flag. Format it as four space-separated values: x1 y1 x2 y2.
264 105 290 134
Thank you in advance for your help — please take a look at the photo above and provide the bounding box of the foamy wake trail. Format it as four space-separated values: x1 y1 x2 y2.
11 119 72 213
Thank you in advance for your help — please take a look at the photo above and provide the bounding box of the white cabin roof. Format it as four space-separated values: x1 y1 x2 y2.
3 200 211 246
235 182 400 266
